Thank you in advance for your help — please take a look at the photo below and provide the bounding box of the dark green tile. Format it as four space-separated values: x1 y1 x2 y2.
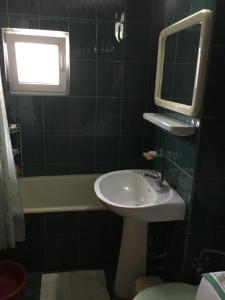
79 211 111 234
126 0 152 22
173 0 191 22
203 47 225 116
69 20 96 60
96 132 120 162
161 157 193 208
121 98 145 130
161 63 174 100
71 163 95 174
163 0 175 26
71 97 96 132
17 96 43 131
40 16 68 31
96 98 121 132
44 235 79 270
45 212 79 235
97 0 125 21
176 26 200 64
183 232 225 283
97 62 123 97
152 0 165 22
95 162 119 173
46 163 71 175
191 0 217 13
0 1 7 13
150 22 163 63
79 233 112 266
39 0 69 17
125 23 151 61
162 132 179 163
22 132 44 163
191 178 225 233
213 1 225 45
9 15 39 29
176 135 196 176
23 163 45 176
70 60 96 96
71 132 95 162
164 34 177 63
12 238 45 272
120 131 144 162
97 21 123 61
172 63 196 106
143 129 155 151
69 0 96 19
45 132 70 163
123 63 148 97
25 214 45 238
44 97 70 131
197 118 225 178
8 0 38 14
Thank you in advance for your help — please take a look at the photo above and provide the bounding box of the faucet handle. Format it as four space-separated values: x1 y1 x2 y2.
143 151 160 160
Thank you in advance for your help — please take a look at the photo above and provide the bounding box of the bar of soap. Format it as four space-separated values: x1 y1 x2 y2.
143 151 159 160
9 124 17 130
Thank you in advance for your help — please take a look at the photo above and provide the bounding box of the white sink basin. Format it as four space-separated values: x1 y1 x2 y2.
94 169 185 222
94 169 186 299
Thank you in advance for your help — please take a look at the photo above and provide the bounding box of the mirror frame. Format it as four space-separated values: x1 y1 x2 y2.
154 9 212 116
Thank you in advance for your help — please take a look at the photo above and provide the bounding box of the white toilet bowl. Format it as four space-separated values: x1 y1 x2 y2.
133 275 222 300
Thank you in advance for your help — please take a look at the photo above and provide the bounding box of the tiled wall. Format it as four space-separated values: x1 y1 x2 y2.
149 0 221 282
183 0 225 282
1 211 122 272
155 0 217 201
0 0 160 272
0 0 160 176
2 0 225 281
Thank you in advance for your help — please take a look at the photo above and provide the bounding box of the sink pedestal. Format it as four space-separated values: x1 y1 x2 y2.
94 170 186 298
114 217 148 299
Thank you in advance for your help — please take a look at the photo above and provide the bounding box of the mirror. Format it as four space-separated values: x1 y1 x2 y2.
155 10 212 116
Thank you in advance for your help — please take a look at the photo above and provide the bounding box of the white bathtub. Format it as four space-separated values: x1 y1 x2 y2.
18 174 105 214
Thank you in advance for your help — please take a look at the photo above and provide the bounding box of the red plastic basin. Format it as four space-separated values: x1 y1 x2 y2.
0 261 27 300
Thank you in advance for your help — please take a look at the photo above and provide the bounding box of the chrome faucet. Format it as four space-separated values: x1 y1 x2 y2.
142 170 164 186
142 150 164 185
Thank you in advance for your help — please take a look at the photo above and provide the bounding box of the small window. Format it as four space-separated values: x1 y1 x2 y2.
2 28 70 96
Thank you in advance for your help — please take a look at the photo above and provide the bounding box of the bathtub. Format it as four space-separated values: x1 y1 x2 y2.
15 174 121 272
18 174 105 214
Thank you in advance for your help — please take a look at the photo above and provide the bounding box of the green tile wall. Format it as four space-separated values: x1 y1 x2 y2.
147 0 219 283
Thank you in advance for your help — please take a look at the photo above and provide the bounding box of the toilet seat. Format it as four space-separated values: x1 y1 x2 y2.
133 283 198 300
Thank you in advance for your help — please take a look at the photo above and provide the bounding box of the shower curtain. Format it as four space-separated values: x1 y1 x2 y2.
0 68 25 250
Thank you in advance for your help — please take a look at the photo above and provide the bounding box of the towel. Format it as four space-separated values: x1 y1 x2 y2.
203 272 225 299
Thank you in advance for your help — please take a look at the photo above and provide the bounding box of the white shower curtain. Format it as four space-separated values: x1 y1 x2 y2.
0 68 25 250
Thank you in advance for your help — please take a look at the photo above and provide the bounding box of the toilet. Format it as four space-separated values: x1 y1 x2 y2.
133 272 224 300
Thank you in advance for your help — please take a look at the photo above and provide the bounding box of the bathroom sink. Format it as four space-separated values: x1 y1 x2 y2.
94 169 186 299
94 170 185 222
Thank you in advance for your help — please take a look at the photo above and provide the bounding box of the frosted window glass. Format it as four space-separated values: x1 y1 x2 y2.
15 42 59 85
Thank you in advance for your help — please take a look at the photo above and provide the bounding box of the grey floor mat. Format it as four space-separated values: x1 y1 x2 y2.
40 270 110 300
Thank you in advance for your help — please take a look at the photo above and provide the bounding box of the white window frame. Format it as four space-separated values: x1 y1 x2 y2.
2 28 70 96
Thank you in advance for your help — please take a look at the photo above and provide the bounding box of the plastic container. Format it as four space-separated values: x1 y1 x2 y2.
0 261 27 300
